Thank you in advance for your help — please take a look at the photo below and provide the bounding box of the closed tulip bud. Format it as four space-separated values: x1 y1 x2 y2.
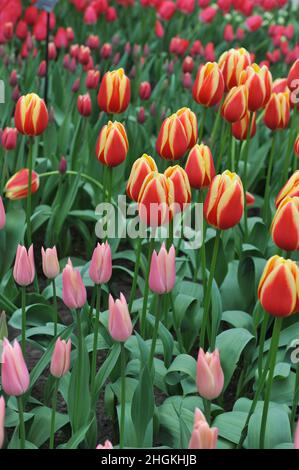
96 121 128 167
9 69 18 87
137 106 146 124
97 68 130 114
204 170 244 229
108 293 132 342
62 259 87 309
86 69 100 89
258 255 299 317
1 127 17 150
38 60 47 77
138 172 174 226
192 62 224 107
164 165 191 210
0 197 6 230
0 396 5 449
50 338 71 378
264 92 290 130
96 440 113 449
276 171 299 207
0 311 8 341
295 421 299 449
5 168 39 200
149 243 175 294
89 242 112 284
218 47 251 90
41 246 60 279
182 72 193 89
196 348 224 400
271 197 299 251
1 339 30 396
59 156 67 174
182 56 194 73
13 245 35 286
4 22 13 40
188 408 218 449
232 111 257 140
239 64 272 112
77 93 92 117
100 43 112 59
221 85 248 123
139 81 151 100
295 134 299 157
126 154 157 201
14 93 48 136
185 144 215 189
273 78 288 94
72 78 80 93
287 58 299 92
78 45 91 65
48 42 57 60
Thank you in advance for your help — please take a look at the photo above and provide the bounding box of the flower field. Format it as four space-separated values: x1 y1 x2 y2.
1 0 299 452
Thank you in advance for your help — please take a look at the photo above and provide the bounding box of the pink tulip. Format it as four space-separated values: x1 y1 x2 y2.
50 338 71 378
196 348 224 400
149 243 176 294
41 246 60 279
13 245 35 286
0 197 6 230
1 339 30 396
0 396 5 449
108 293 132 342
62 259 87 309
96 440 113 449
295 421 299 449
188 408 218 449
89 242 112 284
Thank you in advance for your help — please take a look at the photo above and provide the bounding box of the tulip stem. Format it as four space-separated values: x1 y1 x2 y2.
282 106 297 184
75 309 83 432
216 121 229 173
200 230 221 349
49 378 59 449
198 107 207 143
257 312 269 380
290 362 299 432
18 396 25 449
120 342 126 449
259 317 283 449
128 237 142 312
52 279 58 337
242 113 254 240
149 295 161 370
1 151 8 194
170 293 184 353
21 287 26 356
91 284 101 394
140 236 155 337
26 138 33 246
106 166 113 205
230 134 236 172
263 132 277 226
210 99 223 149
203 398 211 425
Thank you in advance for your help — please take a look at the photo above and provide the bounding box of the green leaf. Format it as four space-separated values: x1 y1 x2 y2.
131 365 155 447
165 354 196 387
27 406 69 447
93 343 121 403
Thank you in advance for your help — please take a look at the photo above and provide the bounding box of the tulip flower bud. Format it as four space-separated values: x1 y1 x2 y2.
182 56 194 73
5 168 39 200
271 197 299 251
97 68 130 114
41 246 60 279
50 338 71 378
126 154 157 202
0 197 6 230
164 165 191 210
89 242 112 284
96 121 128 167
0 396 5 449
273 78 288 94
232 111 257 140
38 60 47 77
14 93 48 136
287 58 299 92
4 22 13 40
59 156 67 174
138 172 174 227
13 245 35 286
1 339 30 396
204 170 244 229
100 43 112 59
185 144 215 189
48 42 57 60
137 106 146 124
108 293 133 342
221 85 248 123
2 127 18 150
9 69 17 87
276 170 299 208
258 255 299 317
218 47 251 90
196 348 224 400
295 421 299 449
86 69 100 89
192 62 224 107
188 408 218 449
71 78 80 93
295 134 299 157
139 81 152 101
149 243 176 294
239 64 272 112
264 92 290 130
182 72 193 89
96 440 113 449
62 259 87 309
78 45 91 65
77 93 92 117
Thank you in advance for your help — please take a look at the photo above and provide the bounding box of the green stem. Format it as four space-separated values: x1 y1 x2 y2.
149 295 161 370
52 279 58 337
216 121 229 173
290 362 299 432
263 132 277 225
106 166 113 204
210 99 223 149
128 237 142 312
91 284 101 394
230 134 236 172
26 138 33 246
259 317 283 449
203 398 211 425
49 378 59 449
170 293 184 353
1 151 8 194
120 342 126 449
243 113 254 241
257 312 269 380
21 287 26 356
198 107 207 143
140 236 155 337
75 309 83 431
18 396 25 449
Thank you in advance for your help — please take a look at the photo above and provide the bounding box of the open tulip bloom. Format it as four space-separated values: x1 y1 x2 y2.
1 0 299 455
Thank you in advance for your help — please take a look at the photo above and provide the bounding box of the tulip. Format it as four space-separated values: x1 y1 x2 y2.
62 259 87 310
295 134 299 157
1 127 18 150
100 43 112 59
273 78 288 94
188 408 218 449
1 339 30 396
108 293 132 342
13 245 35 286
78 45 91 65
232 111 257 141
221 85 248 123
0 396 5 449
239 64 272 112
196 349 224 400
139 81 151 100
77 93 92 117
276 170 299 207
97 68 130 114
86 69 100 89
149 243 175 295
258 255 299 317
96 121 128 167
185 144 215 189
96 440 113 449
41 246 59 280
14 93 48 136
287 58 299 92
264 92 290 130
89 242 112 284
271 197 299 251
126 154 157 202
192 62 224 107
204 171 244 230
218 47 251 90
295 421 299 449
50 338 71 378
182 56 194 73
0 197 6 230
138 172 174 227
5 168 39 200
164 165 191 210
